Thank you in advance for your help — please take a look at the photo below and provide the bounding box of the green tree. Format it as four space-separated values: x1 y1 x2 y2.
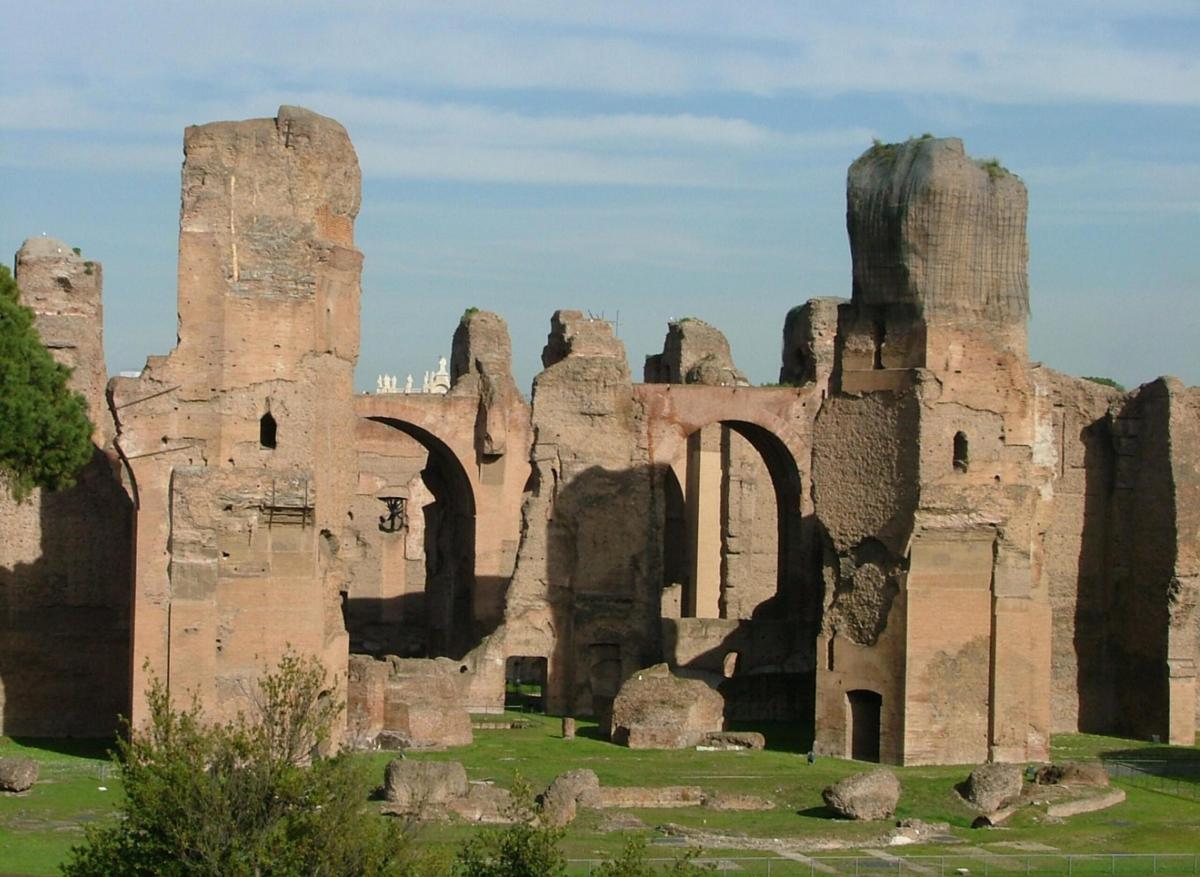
62 652 433 877
0 264 93 500
455 776 566 877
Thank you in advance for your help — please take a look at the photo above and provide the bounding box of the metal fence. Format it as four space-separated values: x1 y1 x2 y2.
1103 758 1200 800
565 852 1200 876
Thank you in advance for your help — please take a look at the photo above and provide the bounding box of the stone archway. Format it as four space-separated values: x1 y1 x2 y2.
354 416 478 659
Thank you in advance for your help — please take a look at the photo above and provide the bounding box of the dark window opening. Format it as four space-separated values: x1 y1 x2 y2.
872 319 886 370
826 637 836 671
260 412 277 449
953 431 969 473
847 689 882 762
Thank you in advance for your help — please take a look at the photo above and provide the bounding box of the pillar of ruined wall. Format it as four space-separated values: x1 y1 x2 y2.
1107 379 1200 744
644 318 749 387
498 310 663 722
448 310 532 627
1028 369 1123 734
0 240 132 736
12 238 112 443
813 136 1050 765
110 107 361 727
780 298 843 388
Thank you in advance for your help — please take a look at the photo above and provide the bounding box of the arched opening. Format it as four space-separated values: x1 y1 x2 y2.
953 431 969 473
673 420 805 621
349 417 477 660
847 689 882 762
259 412 277 449
663 418 815 728
872 319 886 370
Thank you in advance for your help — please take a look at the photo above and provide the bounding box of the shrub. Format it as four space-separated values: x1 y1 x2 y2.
455 776 566 877
63 652 431 877
594 836 711 876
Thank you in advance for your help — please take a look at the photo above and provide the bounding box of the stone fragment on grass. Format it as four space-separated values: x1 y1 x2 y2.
963 763 1023 812
0 757 37 792
1034 762 1109 787
610 663 724 749
384 759 468 810
540 768 601 827
822 768 901 820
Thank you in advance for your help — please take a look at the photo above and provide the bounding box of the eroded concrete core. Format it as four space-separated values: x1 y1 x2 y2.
3 121 1198 767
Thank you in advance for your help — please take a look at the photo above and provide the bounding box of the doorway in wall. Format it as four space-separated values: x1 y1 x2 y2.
847 688 882 762
505 656 547 713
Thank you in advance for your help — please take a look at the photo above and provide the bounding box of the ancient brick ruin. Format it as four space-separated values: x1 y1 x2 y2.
2 109 1197 765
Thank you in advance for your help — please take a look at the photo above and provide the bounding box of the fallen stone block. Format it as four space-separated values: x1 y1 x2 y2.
611 664 724 750
384 759 469 811
962 763 1023 812
0 757 37 792
823 769 901 820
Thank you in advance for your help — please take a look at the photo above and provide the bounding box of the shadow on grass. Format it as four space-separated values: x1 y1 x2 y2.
796 804 841 819
726 720 814 755
6 737 115 761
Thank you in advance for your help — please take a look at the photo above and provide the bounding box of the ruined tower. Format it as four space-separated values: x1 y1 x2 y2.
110 107 362 724
812 137 1050 764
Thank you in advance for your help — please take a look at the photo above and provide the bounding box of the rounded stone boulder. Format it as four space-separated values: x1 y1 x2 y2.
963 763 1023 812
0 757 38 793
539 768 601 827
822 768 901 820
384 759 468 811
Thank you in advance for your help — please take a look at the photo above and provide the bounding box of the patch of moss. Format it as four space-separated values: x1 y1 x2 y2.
1082 375 1126 392
978 157 1009 180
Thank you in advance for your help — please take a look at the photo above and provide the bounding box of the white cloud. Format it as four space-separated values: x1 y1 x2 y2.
5 2 1198 105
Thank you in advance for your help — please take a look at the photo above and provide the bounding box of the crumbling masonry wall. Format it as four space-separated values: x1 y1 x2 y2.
0 239 131 736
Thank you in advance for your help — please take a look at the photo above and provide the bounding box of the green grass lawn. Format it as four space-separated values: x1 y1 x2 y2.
5 718 1200 875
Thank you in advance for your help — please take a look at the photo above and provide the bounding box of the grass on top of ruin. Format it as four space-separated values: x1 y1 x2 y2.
5 719 1200 875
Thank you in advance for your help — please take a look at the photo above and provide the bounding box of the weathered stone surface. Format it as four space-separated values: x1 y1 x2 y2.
702 792 773 811
963 763 1023 812
0 757 38 792
1034 762 1109 787
447 782 514 823
645 318 748 387
822 769 901 820
384 759 469 810
610 664 725 749
847 137 1029 329
540 768 601 827
703 731 765 750
595 786 705 808
780 298 843 387
382 658 473 749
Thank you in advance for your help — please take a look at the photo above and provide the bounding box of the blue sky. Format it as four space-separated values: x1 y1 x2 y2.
2 1 1197 392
